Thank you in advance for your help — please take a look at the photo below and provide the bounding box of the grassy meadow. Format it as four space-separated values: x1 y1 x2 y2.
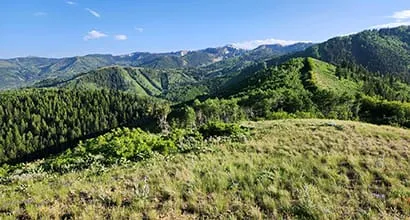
0 119 409 219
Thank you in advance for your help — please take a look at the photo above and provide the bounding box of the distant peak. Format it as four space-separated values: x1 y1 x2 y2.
179 50 189 56
225 44 246 50
225 44 238 48
231 38 313 50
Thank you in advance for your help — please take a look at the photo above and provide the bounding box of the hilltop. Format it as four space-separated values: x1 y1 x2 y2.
1 119 409 219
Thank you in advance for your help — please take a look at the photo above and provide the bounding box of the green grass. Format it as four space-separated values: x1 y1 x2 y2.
307 58 360 94
1 119 409 219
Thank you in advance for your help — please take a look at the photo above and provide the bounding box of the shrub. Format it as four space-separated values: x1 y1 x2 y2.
199 122 248 139
359 96 410 128
268 111 296 120
28 128 180 173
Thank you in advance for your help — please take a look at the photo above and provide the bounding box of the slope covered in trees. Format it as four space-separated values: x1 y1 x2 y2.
179 58 410 128
0 89 170 164
288 26 410 82
34 66 197 97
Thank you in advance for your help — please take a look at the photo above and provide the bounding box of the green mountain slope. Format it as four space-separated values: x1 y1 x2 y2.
187 57 410 128
0 89 173 164
63 67 157 95
34 66 197 97
304 58 360 95
286 26 410 81
221 58 359 98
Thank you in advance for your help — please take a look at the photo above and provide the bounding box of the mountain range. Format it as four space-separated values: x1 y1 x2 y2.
0 43 313 89
3 26 410 95
16 26 409 104
2 26 410 104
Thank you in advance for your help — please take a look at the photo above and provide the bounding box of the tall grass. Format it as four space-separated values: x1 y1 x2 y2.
1 119 409 219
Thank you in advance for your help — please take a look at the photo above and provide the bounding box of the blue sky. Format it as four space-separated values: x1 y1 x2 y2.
1 0 410 58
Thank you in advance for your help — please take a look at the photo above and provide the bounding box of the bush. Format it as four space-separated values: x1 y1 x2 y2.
3 127 208 174
168 106 196 129
294 111 318 119
268 111 296 120
21 128 179 173
359 96 410 128
165 128 204 153
199 122 248 139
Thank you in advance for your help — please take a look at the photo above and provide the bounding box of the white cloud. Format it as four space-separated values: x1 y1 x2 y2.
368 9 410 30
85 8 100 18
339 32 359 37
231 38 312 50
370 21 410 30
66 1 76 5
390 10 410 21
33 12 47 16
135 27 144 33
115 35 128 41
84 30 108 41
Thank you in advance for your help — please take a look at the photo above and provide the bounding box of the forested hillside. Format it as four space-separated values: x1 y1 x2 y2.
0 89 170 164
287 26 410 82
180 58 410 128
34 66 198 97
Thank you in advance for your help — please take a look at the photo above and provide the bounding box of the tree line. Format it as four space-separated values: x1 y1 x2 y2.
0 89 169 164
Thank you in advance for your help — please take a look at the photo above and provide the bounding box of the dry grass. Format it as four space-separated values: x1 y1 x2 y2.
1 119 409 219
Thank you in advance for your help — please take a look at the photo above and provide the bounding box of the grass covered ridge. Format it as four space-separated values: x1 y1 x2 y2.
306 58 360 94
1 119 410 219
